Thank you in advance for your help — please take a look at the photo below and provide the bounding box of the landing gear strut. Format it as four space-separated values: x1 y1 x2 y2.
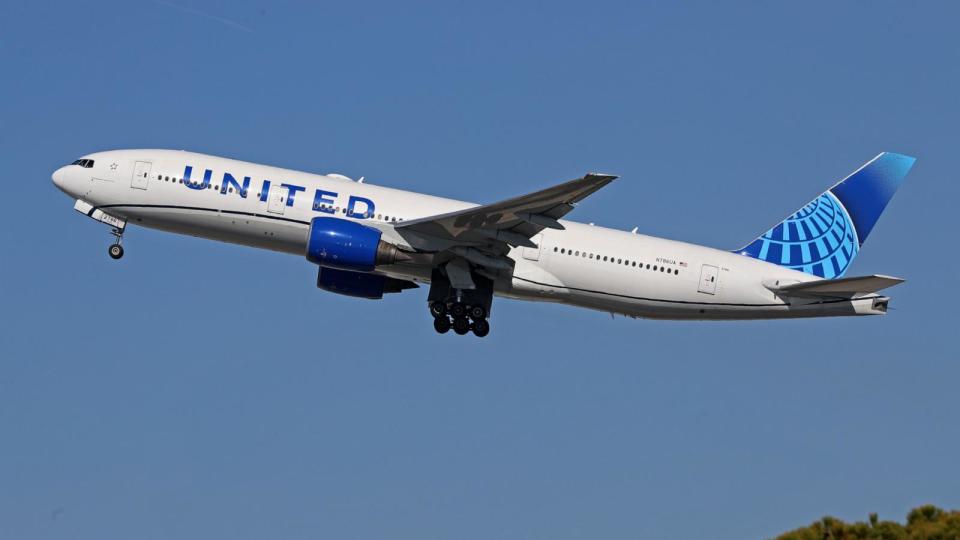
427 269 494 338
108 227 125 260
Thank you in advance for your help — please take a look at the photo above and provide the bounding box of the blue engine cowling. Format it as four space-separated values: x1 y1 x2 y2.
306 217 403 271
317 267 418 299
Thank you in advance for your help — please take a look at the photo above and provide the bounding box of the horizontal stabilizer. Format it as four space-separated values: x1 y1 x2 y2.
770 274 904 298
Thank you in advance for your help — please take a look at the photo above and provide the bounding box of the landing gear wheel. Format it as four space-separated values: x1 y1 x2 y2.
429 301 447 319
469 305 486 320
471 318 490 337
450 303 467 317
433 316 451 334
452 316 471 335
108 244 124 260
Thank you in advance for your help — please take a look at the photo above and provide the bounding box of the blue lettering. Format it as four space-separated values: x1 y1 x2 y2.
282 183 305 206
259 180 272 202
221 173 250 197
347 195 375 219
182 166 211 190
312 189 338 214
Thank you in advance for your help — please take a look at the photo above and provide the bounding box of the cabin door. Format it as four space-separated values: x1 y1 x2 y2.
698 264 719 295
267 185 287 214
131 161 151 190
522 234 543 261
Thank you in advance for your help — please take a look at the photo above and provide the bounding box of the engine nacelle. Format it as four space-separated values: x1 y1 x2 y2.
306 217 404 272
317 267 417 299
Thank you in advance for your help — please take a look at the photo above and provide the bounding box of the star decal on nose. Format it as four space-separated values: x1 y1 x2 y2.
110 162 119 170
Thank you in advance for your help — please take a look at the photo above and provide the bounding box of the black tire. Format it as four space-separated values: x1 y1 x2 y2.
450 303 467 317
452 316 470 335
469 305 486 320
433 316 451 334
429 301 447 319
108 244 124 260
472 318 490 337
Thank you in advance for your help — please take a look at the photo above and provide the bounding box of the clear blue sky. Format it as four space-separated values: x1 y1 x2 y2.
1 1 957 538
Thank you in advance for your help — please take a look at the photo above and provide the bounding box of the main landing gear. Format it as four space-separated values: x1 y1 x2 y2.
430 300 490 337
427 268 494 338
107 227 125 260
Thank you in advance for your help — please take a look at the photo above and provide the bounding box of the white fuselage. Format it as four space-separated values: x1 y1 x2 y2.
52 150 889 320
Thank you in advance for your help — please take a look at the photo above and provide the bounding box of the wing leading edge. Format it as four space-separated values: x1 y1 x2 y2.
396 173 618 248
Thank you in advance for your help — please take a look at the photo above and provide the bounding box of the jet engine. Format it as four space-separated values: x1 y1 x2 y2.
317 267 417 299
305 217 406 272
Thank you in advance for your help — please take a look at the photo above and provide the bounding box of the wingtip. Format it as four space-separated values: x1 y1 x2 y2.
873 274 906 285
587 172 619 181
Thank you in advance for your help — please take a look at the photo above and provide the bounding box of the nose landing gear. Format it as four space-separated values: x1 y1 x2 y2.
73 200 128 261
108 243 124 259
107 227 125 260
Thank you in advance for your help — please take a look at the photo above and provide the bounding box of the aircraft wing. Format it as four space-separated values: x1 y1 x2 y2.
770 274 905 298
395 173 618 248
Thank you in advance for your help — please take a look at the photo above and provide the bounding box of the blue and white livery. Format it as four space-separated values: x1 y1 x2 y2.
737 152 914 279
51 150 916 336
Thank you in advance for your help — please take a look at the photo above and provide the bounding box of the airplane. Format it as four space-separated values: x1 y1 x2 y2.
51 150 916 337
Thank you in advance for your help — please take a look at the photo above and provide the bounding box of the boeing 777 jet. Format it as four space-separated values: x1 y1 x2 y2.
51 150 916 337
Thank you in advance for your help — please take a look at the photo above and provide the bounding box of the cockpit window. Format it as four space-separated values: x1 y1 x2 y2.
70 159 94 168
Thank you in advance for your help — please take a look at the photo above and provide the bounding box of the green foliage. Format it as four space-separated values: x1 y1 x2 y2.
773 506 960 540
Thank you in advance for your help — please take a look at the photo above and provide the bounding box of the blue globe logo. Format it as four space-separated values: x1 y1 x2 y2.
740 191 859 279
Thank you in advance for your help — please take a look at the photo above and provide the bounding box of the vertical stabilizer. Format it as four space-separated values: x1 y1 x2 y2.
737 152 916 278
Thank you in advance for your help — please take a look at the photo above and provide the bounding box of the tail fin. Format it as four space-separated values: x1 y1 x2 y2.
736 152 916 278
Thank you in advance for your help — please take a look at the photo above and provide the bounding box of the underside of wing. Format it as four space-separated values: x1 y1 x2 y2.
770 274 905 298
395 173 617 249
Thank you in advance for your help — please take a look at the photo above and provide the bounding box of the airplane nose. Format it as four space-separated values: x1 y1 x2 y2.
52 166 67 190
